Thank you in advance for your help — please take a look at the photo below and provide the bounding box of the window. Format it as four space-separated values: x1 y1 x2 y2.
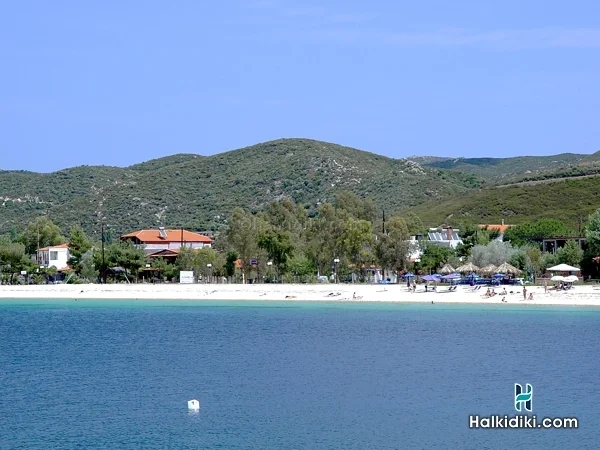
50 251 58 260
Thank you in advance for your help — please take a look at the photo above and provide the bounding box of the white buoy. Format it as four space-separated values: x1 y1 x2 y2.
188 399 200 411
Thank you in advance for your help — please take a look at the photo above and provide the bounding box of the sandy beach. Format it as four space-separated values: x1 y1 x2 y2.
1 282 600 306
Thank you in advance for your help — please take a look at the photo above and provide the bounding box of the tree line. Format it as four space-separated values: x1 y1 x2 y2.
2 191 600 283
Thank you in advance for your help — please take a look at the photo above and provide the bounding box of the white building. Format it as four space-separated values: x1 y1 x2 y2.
427 227 463 249
37 243 70 271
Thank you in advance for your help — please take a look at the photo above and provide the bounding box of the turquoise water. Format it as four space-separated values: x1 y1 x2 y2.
1 300 598 449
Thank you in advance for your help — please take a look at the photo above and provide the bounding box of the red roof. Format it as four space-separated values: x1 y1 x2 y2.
38 243 69 251
479 224 512 233
120 229 212 244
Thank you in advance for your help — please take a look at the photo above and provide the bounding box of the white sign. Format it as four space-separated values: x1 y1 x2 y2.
179 271 194 284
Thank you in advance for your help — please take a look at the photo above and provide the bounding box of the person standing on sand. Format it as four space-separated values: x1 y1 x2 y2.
523 287 527 301
544 279 547 294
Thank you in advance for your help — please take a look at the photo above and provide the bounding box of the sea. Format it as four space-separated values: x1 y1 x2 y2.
1 299 598 449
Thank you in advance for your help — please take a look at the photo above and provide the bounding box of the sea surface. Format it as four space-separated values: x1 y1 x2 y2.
0 300 598 449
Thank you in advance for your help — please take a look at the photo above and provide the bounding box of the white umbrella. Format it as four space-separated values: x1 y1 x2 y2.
550 275 565 282
547 264 580 272
564 275 579 282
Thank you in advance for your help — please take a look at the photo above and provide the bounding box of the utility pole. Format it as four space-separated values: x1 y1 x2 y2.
36 221 40 265
382 210 386 234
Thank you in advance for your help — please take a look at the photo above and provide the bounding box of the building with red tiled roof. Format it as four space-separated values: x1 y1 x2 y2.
479 224 512 234
120 227 212 259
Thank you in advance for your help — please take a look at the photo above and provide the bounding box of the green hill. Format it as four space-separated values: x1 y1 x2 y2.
410 151 600 183
2 138 599 237
0 139 477 236
406 176 600 230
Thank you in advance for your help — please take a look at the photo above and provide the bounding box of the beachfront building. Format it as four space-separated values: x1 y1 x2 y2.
427 227 463 249
120 227 213 260
37 243 70 271
542 236 586 254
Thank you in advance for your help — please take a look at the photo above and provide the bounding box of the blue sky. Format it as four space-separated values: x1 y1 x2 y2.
1 0 599 172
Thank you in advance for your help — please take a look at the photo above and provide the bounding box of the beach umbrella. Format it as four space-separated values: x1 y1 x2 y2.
455 262 480 274
547 264 580 272
479 264 497 276
403 273 415 278
492 273 505 279
422 275 441 282
438 263 456 275
563 275 578 282
550 275 565 282
496 262 522 275
441 273 461 279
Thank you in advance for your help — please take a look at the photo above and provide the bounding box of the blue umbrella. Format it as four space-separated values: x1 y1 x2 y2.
466 273 480 279
441 273 461 280
493 273 505 279
403 273 415 278
422 275 441 282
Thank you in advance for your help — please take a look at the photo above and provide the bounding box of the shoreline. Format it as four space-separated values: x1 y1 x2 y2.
2 283 600 306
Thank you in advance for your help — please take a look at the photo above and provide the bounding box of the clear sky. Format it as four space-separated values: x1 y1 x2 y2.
1 1 599 172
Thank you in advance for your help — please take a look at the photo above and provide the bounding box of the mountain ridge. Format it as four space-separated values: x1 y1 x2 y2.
1 138 599 236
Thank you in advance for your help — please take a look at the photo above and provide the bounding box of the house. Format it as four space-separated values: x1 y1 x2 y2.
37 243 70 270
427 227 463 249
120 227 213 260
479 221 513 241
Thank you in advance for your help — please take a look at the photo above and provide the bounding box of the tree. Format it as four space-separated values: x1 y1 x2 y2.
258 229 294 281
194 247 218 282
78 250 98 281
470 241 518 267
0 242 32 284
504 219 571 247
305 203 347 276
582 209 600 279
226 208 267 283
415 243 453 274
175 246 196 272
224 251 238 279
556 240 583 267
19 217 66 255
335 191 377 223
585 209 600 257
68 225 92 275
97 240 147 282
340 217 374 280
375 216 410 281
403 212 424 236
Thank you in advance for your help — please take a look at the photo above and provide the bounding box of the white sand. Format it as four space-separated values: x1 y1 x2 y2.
1 283 600 306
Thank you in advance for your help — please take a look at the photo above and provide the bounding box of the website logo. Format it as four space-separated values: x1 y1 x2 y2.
515 383 533 412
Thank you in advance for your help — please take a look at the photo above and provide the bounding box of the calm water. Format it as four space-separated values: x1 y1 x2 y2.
1 300 598 449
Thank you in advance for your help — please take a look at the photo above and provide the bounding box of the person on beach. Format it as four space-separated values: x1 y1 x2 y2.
501 296 506 303
528 292 534 301
522 288 527 301
544 279 547 294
